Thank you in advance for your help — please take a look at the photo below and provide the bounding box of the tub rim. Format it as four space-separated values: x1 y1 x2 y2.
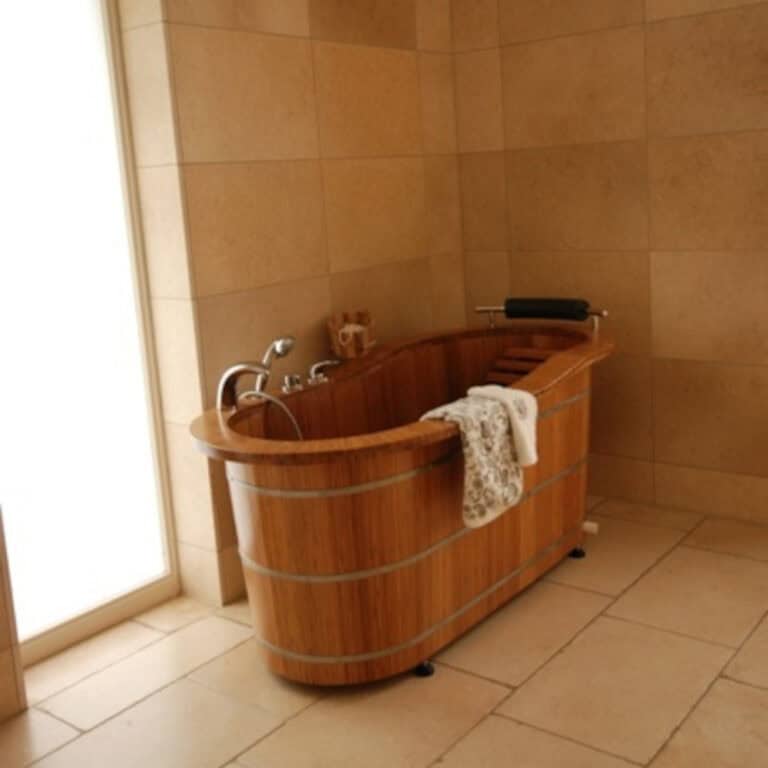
190 324 614 464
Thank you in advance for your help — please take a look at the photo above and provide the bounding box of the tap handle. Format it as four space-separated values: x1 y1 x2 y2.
307 359 341 385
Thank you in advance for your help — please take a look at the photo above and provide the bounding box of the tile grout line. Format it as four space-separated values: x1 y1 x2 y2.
603 613 738 652
30 616 248 736
29 613 212 711
28 631 257 766
212 692 329 768
493 711 646 766
453 0 768 54
490 524 695 713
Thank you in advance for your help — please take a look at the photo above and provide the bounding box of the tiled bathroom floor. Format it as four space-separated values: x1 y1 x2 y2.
4 497 768 767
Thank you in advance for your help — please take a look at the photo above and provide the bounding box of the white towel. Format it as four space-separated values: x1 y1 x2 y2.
422 397 524 528
468 385 538 467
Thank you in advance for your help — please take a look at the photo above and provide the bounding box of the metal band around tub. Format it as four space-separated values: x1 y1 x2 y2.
238 456 587 584
227 388 590 502
253 522 583 666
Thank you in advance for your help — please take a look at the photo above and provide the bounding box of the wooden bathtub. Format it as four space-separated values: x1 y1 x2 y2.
191 325 613 685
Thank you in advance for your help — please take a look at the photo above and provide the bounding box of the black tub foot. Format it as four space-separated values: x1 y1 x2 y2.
569 547 586 559
413 661 435 678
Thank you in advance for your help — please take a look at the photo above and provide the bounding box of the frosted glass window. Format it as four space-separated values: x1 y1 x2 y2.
0 2 168 638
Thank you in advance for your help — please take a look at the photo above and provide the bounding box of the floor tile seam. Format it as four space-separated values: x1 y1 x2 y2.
601 613 739 651
500 534 690 708
492 711 646 767
28 619 196 711
678 541 768 566
426 710 500 767
36 633 254 732
217 693 329 766
643 649 737 766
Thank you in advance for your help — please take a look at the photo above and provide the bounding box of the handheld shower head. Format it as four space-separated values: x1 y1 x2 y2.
261 335 296 367
249 336 297 394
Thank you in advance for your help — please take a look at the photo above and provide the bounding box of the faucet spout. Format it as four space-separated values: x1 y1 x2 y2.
216 362 269 410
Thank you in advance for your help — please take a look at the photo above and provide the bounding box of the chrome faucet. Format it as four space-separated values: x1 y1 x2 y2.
216 362 269 410
307 359 341 386
216 360 304 439
248 336 296 394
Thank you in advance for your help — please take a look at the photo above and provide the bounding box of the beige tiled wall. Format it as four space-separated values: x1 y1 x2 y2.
118 0 464 603
0 512 26 721
457 0 768 516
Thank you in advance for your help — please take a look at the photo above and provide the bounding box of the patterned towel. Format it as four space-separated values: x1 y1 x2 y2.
422 397 524 528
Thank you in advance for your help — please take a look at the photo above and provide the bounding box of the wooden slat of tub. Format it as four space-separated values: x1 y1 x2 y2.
258 528 579 685
501 346 553 361
494 359 539 373
245 466 587 671
231 393 589 576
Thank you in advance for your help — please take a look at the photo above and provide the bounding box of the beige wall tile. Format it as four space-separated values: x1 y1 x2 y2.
591 355 654 460
323 158 426 272
151 299 204 425
455 49 504 152
165 422 217 549
314 43 422 158
459 152 507 251
464 252 510 326
183 160 327 298
416 0 452 51
0 575 10 654
308 0 417 48
122 24 177 167
649 132 768 249
170 26 318 162
177 543 224 605
35 679 280 768
330 259 434 341
588 453 655 503
240 666 506 768
452 0 499 51
499 0 643 44
501 27 646 148
654 462 768 523
166 0 310 36
498 617 730 764
137 166 191 299
0 648 22 722
653 359 768 477
653 680 768 768
218 545 245 604
210 463 237 550
119 0 164 28
419 53 457 154
651 251 768 364
197 276 332 404
507 251 651 356
507 142 648 250
646 0 765 21
430 253 467 329
425 156 462 255
648 5 768 137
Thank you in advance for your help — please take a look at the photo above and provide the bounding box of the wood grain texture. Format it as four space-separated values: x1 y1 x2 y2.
191 325 612 684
